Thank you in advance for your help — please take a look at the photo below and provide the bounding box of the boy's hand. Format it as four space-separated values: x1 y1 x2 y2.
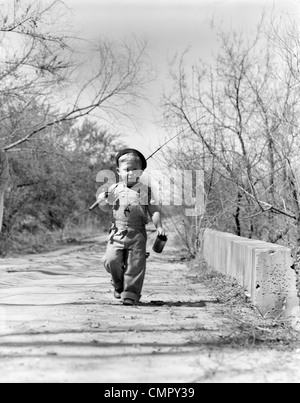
157 227 166 237
97 190 115 210
89 192 108 211
97 192 107 202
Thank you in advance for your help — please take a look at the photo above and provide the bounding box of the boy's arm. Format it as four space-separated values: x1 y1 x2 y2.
97 185 117 213
148 205 165 236
97 195 111 213
146 185 165 236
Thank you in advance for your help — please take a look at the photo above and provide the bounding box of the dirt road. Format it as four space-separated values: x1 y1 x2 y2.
1 233 300 383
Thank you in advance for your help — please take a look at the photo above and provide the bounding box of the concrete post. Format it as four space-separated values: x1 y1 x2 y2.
203 229 299 319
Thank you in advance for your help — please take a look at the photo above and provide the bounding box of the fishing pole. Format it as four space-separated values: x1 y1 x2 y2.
89 117 205 211
146 117 205 162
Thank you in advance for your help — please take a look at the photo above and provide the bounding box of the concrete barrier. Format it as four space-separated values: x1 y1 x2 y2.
203 229 299 319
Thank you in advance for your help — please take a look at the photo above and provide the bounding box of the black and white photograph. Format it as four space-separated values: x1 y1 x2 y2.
1 0 300 385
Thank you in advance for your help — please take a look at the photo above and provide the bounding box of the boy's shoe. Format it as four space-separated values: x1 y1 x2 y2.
114 290 122 300
123 298 135 306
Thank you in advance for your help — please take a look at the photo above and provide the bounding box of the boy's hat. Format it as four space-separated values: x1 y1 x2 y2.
116 148 147 170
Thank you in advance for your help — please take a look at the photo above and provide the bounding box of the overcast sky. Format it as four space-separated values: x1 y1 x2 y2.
66 0 300 167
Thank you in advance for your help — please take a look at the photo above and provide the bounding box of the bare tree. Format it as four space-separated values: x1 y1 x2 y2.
0 1 150 151
163 15 300 265
267 13 300 294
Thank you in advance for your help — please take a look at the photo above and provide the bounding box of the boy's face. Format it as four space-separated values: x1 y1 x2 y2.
117 160 143 187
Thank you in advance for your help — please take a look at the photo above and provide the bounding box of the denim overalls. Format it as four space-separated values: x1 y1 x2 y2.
104 182 157 302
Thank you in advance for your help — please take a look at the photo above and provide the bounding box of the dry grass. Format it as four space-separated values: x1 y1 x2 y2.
0 218 108 257
189 254 300 349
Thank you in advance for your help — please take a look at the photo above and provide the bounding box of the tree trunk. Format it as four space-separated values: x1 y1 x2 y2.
234 191 243 236
291 177 300 300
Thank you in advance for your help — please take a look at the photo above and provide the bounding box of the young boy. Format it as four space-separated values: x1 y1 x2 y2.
97 148 165 306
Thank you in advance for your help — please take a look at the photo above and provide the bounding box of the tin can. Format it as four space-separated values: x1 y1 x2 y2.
152 234 168 254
